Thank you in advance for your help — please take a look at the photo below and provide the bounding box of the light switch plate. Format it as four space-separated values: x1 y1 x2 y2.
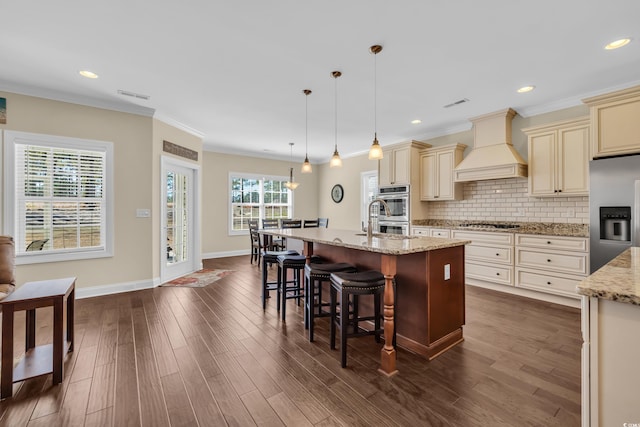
444 264 450 280
136 208 151 218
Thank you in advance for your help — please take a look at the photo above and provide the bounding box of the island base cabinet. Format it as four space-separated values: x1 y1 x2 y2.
583 297 640 426
314 243 466 360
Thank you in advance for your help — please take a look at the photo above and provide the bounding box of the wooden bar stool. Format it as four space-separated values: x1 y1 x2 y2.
330 270 392 368
277 254 307 321
261 249 298 309
304 262 356 342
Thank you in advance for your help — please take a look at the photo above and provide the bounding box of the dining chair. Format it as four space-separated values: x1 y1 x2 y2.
303 219 319 228
262 218 285 250
281 219 302 229
318 218 329 228
249 229 262 265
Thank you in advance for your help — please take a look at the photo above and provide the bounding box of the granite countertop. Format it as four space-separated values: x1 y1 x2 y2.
412 219 589 238
260 228 471 256
577 247 640 306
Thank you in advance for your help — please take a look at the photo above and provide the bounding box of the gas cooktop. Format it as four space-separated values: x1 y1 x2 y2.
458 223 521 230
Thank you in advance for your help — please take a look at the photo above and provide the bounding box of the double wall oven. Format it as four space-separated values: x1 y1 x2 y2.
377 185 410 235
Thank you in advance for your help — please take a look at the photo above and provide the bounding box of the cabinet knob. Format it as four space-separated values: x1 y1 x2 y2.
547 259 551 262
547 281 552 285
496 253 500 256
547 241 551 244
558 189 562 193
496 273 500 276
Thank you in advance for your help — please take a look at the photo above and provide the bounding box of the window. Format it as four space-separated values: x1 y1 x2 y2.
229 173 292 234
361 170 378 230
3 131 114 264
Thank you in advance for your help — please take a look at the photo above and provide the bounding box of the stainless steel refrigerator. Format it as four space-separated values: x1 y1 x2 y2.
589 154 640 273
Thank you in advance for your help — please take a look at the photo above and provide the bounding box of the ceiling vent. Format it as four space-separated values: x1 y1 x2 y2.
117 90 150 100
443 98 470 108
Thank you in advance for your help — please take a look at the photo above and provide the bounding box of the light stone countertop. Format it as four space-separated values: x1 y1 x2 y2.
260 228 471 256
412 219 589 238
577 247 640 306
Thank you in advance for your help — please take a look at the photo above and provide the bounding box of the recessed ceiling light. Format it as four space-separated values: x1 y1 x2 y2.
79 70 99 79
605 38 631 50
411 119 422 124
517 85 535 93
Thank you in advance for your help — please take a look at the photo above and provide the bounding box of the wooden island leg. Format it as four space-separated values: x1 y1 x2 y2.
379 254 398 376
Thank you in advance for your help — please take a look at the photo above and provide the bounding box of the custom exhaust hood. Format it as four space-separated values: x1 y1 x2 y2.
453 108 528 182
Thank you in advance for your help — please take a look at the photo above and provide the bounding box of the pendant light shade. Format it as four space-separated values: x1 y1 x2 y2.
301 89 313 173
284 142 299 190
368 45 384 160
330 71 343 168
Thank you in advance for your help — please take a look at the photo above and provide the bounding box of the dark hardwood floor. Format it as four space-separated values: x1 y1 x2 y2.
0 255 582 426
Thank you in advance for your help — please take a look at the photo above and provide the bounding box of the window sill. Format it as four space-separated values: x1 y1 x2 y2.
16 249 113 265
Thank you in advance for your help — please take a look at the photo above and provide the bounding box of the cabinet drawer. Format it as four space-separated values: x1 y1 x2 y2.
515 268 581 298
466 244 512 264
516 248 588 275
412 227 430 236
516 234 588 252
466 262 513 286
452 230 514 246
430 228 451 238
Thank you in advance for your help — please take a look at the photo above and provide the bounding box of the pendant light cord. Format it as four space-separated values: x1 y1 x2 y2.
334 74 338 151
374 51 377 136
305 93 309 155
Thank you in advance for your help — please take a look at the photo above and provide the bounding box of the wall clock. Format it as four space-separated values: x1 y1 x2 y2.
331 184 344 203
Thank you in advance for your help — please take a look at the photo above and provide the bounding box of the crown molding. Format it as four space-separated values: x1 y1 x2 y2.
0 79 156 117
153 113 205 139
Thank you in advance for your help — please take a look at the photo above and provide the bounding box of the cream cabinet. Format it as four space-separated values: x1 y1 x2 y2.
515 234 589 299
524 117 589 197
412 226 450 238
451 230 515 287
379 140 431 187
419 144 466 201
583 85 640 158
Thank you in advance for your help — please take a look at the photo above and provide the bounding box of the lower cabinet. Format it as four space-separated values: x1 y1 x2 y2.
515 234 589 299
412 227 451 238
451 230 514 287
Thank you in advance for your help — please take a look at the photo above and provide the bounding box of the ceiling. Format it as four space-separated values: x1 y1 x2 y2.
2 1 639 164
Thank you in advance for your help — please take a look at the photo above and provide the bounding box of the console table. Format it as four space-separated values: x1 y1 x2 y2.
1 277 76 399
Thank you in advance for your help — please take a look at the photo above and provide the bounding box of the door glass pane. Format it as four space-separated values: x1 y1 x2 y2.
166 171 189 265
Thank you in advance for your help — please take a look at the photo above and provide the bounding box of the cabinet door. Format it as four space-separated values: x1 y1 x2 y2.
558 124 589 195
437 151 455 199
393 147 410 185
420 153 437 200
593 98 640 157
378 150 392 186
528 132 556 196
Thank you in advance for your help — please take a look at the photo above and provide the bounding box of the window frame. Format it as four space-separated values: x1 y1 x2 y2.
3 130 114 265
228 172 293 235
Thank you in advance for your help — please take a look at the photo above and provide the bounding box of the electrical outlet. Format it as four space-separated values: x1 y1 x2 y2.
516 208 525 216
136 208 151 218
444 264 450 281
567 208 575 217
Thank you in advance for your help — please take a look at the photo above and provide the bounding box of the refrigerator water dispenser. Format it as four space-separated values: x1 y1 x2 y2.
600 206 631 241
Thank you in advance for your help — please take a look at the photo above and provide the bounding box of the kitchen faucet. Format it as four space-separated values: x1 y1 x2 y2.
367 198 390 239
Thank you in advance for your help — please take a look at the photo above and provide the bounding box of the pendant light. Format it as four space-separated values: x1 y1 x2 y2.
329 71 343 168
301 89 313 173
284 142 299 190
368 45 384 160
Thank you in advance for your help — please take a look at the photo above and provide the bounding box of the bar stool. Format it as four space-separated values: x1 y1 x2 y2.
277 254 307 321
329 270 392 368
262 249 298 309
304 262 357 342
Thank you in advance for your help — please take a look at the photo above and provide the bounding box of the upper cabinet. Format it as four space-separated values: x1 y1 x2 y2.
524 117 590 197
583 85 640 158
378 140 430 187
420 144 466 201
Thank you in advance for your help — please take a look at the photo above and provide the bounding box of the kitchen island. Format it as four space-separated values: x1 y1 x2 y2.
577 247 640 426
260 228 470 376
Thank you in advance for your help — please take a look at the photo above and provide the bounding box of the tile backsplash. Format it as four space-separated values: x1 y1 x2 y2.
425 177 589 224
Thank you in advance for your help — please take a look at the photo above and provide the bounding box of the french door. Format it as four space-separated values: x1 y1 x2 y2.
161 157 200 283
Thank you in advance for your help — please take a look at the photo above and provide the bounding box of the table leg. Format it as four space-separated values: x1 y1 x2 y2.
379 254 398 376
25 309 36 351
67 289 75 352
53 298 64 384
1 305 15 398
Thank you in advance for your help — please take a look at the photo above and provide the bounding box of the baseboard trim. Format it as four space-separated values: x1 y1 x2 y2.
76 278 159 299
202 249 249 259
